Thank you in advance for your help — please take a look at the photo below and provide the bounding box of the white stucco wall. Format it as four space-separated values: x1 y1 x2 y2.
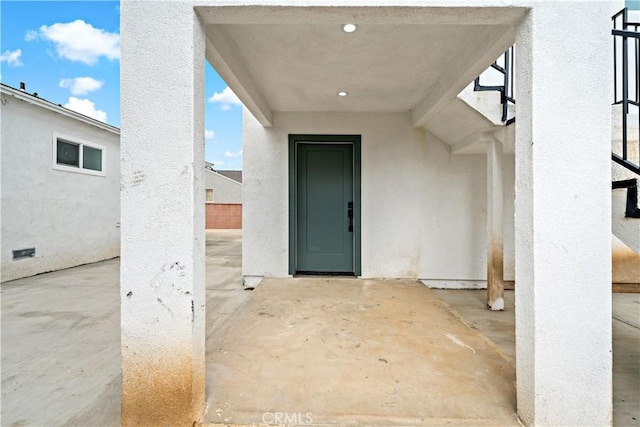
243 109 515 281
1 92 120 282
117 1 614 424
514 3 613 424
204 169 242 204
503 153 515 281
120 2 207 422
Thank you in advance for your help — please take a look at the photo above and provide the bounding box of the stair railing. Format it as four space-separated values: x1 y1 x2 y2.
473 45 515 125
613 8 640 175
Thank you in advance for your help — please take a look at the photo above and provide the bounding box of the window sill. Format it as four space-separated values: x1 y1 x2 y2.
53 164 106 177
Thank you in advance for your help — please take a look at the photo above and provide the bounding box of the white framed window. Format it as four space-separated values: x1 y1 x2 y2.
52 132 106 177
206 189 214 203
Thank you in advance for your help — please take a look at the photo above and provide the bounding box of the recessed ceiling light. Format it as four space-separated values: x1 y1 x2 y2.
342 23 358 33
337 91 348 97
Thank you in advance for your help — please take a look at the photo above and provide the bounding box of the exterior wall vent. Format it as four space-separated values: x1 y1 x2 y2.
12 248 35 260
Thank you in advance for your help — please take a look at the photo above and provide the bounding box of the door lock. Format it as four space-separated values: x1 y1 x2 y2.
348 202 354 232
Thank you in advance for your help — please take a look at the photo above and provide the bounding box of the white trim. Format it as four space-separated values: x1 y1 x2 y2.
1 84 120 135
205 188 215 203
420 279 487 289
52 132 107 177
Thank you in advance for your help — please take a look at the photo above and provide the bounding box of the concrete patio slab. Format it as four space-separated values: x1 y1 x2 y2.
435 289 640 427
1 230 637 426
612 293 640 427
1 258 121 427
1 230 248 427
205 278 519 426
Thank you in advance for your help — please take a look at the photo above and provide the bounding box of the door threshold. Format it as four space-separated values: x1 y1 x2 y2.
295 272 356 278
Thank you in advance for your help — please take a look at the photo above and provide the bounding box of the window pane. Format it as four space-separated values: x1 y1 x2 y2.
83 145 102 171
57 140 79 167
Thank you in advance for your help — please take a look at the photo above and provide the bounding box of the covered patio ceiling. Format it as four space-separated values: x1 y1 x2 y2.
197 6 525 128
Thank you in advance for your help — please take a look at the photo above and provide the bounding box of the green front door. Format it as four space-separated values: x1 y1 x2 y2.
295 143 354 273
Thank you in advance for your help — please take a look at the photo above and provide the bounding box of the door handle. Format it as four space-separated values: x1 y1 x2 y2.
348 202 354 232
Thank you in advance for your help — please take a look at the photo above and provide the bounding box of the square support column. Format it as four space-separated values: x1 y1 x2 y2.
515 2 612 425
487 138 504 310
120 2 206 425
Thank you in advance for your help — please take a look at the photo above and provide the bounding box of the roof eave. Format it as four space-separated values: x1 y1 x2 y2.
1 84 121 136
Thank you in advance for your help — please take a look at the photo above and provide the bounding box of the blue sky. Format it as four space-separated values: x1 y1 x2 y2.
0 1 243 170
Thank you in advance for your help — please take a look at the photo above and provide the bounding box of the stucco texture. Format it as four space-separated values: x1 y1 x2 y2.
242 110 516 281
1 92 120 282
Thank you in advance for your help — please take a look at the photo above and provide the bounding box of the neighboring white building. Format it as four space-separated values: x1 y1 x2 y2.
1 83 120 282
204 163 243 228
204 163 242 204
119 2 626 426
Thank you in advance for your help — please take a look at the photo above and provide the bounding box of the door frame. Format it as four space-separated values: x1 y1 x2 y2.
288 134 361 276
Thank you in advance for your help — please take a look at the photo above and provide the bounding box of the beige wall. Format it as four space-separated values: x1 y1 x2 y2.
204 170 242 204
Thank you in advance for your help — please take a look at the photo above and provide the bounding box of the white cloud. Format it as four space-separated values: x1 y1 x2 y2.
212 159 225 167
208 86 242 110
205 129 215 140
25 30 38 41
224 149 243 158
59 77 104 95
38 20 119 65
0 49 23 67
64 97 107 122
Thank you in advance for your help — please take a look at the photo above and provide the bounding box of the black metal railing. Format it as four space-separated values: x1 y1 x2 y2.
613 8 640 175
612 178 640 217
473 45 515 125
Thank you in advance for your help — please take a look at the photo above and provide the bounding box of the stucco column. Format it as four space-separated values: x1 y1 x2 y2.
120 1 206 425
486 138 504 310
515 2 612 425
